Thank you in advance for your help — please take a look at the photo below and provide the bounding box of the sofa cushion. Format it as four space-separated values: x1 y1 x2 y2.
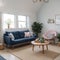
12 32 20 39
18 30 29 38
6 31 20 39
5 30 29 39
11 36 36 45
23 37 36 41
18 31 24 38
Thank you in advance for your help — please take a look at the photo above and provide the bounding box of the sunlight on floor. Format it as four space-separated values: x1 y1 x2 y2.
0 50 20 60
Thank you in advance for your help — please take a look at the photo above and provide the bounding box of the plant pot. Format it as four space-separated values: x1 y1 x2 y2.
39 38 44 43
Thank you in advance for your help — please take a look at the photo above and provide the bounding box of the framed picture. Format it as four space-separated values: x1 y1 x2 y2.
32 0 37 3
55 15 60 24
47 19 55 23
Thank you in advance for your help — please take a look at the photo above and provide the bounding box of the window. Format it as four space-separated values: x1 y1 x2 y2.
2 13 29 30
18 15 28 28
2 14 15 30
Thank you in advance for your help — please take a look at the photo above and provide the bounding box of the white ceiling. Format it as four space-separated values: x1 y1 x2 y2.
0 0 43 14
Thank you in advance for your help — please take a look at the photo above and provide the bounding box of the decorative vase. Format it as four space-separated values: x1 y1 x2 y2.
39 38 44 43
8 24 10 29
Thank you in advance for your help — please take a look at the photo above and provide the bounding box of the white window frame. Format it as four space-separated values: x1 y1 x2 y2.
2 13 30 30
18 15 28 28
2 13 15 30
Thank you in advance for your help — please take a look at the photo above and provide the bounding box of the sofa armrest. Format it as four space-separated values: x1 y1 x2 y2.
4 36 12 45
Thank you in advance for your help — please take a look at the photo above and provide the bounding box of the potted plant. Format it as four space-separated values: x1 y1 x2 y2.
5 19 12 29
57 33 60 41
32 22 43 37
39 37 44 43
57 33 60 46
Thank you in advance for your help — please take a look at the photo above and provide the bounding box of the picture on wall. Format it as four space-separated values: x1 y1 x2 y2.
55 15 60 24
47 18 55 24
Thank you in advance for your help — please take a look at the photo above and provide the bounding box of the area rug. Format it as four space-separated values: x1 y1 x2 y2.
8 45 60 60
0 55 6 60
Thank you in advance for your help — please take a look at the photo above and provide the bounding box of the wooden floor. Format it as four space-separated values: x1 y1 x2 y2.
0 45 60 60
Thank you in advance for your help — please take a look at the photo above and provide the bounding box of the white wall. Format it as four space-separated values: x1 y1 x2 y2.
0 0 43 15
0 0 39 42
38 0 60 34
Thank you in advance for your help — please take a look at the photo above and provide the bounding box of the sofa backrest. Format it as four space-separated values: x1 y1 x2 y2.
4 30 29 39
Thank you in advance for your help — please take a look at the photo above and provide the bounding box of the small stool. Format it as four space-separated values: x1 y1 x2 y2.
0 43 4 50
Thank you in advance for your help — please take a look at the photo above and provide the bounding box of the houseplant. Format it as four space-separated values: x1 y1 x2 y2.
57 33 60 46
5 19 12 29
32 22 43 37
57 33 60 41
39 37 44 43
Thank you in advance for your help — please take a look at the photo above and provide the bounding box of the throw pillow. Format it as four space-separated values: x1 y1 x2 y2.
30 32 33 36
8 33 15 40
24 32 31 37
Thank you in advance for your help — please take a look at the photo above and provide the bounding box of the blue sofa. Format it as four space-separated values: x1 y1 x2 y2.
3 30 37 47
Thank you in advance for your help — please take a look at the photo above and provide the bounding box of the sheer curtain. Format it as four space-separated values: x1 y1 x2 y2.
0 12 4 43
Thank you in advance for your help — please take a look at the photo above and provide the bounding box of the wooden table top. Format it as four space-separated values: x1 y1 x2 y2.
31 40 49 45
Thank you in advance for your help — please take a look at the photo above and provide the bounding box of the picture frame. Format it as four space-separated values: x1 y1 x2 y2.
32 0 37 3
55 15 60 24
47 18 55 23
43 0 49 3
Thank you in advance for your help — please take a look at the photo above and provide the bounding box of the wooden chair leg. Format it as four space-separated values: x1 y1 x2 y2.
46 45 48 50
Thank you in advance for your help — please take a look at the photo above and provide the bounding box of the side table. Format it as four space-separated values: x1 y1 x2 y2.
0 43 4 50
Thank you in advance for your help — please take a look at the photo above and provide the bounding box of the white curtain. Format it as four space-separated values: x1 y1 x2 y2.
0 12 4 43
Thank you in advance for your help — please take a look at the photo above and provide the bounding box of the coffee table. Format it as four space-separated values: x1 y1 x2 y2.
31 40 49 54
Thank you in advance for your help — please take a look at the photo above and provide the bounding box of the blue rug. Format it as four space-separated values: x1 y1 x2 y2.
0 56 6 60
